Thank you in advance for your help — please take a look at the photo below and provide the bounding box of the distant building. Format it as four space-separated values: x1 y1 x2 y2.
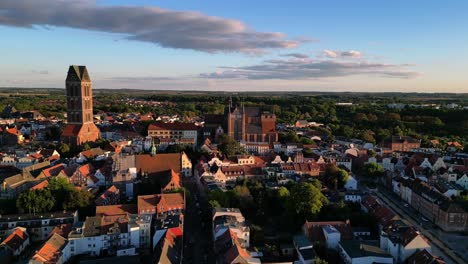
61 65 100 146
385 136 421 152
228 105 278 146
148 122 198 147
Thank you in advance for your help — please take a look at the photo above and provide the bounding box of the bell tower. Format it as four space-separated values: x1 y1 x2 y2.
61 65 100 146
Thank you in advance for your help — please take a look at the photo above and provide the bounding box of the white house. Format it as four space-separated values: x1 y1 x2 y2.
0 227 29 256
380 221 431 263
68 215 140 257
323 225 341 249
344 174 358 190
338 240 393 264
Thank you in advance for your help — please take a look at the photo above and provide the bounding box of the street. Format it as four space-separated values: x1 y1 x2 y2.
374 187 467 264
182 179 215 264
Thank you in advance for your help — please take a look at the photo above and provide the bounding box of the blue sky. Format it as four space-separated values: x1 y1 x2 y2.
1 0 467 92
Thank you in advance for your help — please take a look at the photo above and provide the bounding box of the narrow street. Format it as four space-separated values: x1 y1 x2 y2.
374 188 467 264
182 179 215 264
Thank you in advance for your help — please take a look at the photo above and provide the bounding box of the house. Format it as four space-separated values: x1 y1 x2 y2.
406 249 446 264
380 220 431 263
293 235 317 264
69 163 96 187
0 227 29 257
31 233 71 264
137 193 185 216
68 214 140 257
147 122 198 147
142 169 181 192
386 136 421 152
344 174 358 190
302 220 353 247
135 152 192 177
338 240 393 264
95 185 121 206
0 211 78 242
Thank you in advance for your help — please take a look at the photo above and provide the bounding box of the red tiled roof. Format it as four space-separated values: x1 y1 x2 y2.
31 180 49 190
96 204 138 216
42 163 66 178
135 153 182 175
138 193 184 214
32 233 67 263
148 122 198 131
1 228 28 251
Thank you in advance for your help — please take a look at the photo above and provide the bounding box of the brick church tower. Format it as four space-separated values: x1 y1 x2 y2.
61 65 100 146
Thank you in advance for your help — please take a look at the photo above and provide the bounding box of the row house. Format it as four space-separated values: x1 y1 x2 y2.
95 205 152 250
411 180 467 232
95 185 121 206
137 193 185 217
380 220 431 263
31 233 71 264
393 178 467 232
0 227 29 258
68 214 139 257
0 211 78 242
147 122 198 147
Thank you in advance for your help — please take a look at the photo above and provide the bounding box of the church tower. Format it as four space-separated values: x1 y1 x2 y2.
61 65 100 146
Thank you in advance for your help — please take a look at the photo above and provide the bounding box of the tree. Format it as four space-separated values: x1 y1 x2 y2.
324 164 349 189
63 189 94 210
218 134 244 156
208 200 221 208
83 143 91 151
315 258 329 264
363 162 384 179
288 182 328 219
58 143 71 157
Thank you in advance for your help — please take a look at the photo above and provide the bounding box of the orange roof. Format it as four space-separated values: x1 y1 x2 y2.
78 163 94 176
42 163 66 178
30 153 43 159
6 127 20 136
96 204 138 216
31 180 49 190
138 193 184 214
32 233 67 263
135 153 182 175
1 228 28 251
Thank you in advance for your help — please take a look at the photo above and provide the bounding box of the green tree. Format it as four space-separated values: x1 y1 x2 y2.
58 143 71 157
288 182 328 219
218 134 244 156
325 164 349 189
208 200 222 208
363 162 384 179
315 258 329 264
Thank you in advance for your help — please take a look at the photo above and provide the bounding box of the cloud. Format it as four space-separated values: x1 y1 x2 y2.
200 57 421 80
0 0 302 53
280 53 309 59
322 49 362 58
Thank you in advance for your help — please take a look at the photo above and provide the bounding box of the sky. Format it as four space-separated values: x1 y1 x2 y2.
1 0 468 92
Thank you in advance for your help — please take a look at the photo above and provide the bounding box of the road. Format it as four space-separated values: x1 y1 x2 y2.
182 179 215 264
374 188 467 264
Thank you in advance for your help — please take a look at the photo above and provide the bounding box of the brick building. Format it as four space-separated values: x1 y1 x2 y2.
61 65 100 146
